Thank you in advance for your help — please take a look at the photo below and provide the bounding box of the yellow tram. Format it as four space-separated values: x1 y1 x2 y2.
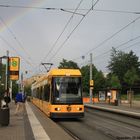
31 69 84 118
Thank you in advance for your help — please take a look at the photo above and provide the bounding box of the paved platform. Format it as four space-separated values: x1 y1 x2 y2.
0 101 140 140
0 101 30 140
0 101 74 140
85 102 140 118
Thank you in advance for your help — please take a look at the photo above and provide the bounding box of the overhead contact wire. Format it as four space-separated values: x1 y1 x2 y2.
49 0 99 62
41 0 84 62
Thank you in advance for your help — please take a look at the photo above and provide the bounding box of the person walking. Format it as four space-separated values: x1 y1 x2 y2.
15 90 25 115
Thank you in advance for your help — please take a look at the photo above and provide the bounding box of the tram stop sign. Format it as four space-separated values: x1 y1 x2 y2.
9 57 20 71
9 57 20 80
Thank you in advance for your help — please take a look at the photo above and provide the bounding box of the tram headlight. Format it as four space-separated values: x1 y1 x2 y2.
55 107 61 111
77 107 82 111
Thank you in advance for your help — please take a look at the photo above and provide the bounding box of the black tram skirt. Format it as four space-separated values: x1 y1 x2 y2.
50 112 84 118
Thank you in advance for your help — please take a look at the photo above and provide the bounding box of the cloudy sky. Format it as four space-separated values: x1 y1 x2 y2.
0 0 140 78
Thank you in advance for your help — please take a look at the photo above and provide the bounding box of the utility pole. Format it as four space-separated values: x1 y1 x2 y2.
89 53 93 104
9 81 12 100
5 50 9 95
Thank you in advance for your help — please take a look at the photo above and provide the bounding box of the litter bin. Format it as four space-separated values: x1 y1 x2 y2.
114 100 118 106
0 107 10 126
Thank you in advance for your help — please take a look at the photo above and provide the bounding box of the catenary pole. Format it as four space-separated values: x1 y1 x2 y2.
90 53 93 104
5 50 9 94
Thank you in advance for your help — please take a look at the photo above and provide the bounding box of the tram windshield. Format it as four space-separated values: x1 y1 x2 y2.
52 77 82 104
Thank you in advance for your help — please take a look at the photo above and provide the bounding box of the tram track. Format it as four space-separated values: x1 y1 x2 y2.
56 118 115 140
55 108 140 140
85 107 140 129
58 121 81 140
30 102 140 140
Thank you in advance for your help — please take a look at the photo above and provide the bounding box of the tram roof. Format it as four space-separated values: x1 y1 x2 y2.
47 69 82 77
32 69 81 88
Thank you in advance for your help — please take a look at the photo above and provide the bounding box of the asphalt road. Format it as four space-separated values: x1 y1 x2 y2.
56 107 140 140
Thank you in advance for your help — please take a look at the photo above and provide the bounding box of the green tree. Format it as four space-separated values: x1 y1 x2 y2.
24 85 31 96
0 62 5 107
108 48 140 84
94 70 106 92
58 59 79 69
0 64 6 96
12 81 18 99
81 64 106 96
0 62 19 99
110 74 121 89
80 65 90 95
124 67 139 91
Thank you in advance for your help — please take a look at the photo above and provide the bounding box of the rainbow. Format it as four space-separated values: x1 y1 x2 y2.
0 1 46 32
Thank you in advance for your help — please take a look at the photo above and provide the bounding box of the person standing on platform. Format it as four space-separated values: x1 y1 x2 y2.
15 90 25 115
3 90 11 108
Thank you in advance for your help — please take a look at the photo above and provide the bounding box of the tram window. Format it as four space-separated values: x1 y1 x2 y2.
44 84 50 102
37 88 40 99
33 88 38 98
42 87 44 100
35 89 37 98
52 77 82 104
40 86 43 99
32 89 35 97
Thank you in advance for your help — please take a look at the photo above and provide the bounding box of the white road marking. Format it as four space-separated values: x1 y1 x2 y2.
25 102 51 140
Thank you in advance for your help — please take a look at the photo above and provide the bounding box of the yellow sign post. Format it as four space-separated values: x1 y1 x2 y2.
90 80 94 87
9 57 20 80
10 75 19 80
9 57 20 71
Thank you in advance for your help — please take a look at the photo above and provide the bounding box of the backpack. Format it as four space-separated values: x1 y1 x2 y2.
15 93 23 102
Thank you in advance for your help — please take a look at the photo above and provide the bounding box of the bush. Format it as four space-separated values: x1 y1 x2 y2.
134 94 140 101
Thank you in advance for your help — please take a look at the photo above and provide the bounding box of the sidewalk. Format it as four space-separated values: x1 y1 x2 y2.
1 101 139 140
84 102 140 118
0 101 27 140
0 101 74 140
